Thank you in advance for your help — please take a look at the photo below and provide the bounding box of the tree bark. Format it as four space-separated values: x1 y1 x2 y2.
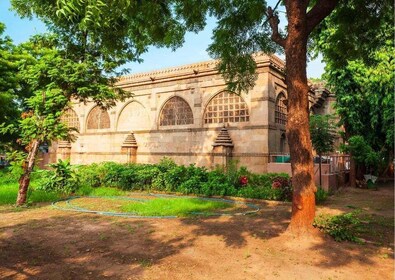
16 140 40 206
284 1 316 234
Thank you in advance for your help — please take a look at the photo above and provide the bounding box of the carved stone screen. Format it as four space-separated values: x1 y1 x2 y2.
86 106 110 129
60 108 80 131
275 93 287 125
204 91 249 124
159 97 194 126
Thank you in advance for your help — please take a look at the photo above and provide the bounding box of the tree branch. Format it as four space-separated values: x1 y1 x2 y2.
306 0 339 35
267 7 286 48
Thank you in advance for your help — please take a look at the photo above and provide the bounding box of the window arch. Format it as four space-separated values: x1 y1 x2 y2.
86 106 110 129
159 96 194 126
204 91 249 124
60 108 80 131
275 93 287 125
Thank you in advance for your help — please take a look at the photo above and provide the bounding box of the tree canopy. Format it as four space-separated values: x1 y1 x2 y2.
310 114 336 156
313 0 394 173
0 23 25 147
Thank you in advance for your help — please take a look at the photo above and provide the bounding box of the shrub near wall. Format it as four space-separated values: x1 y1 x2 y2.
75 159 292 201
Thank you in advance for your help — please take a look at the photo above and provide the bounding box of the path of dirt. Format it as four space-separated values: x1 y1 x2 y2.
0 182 393 280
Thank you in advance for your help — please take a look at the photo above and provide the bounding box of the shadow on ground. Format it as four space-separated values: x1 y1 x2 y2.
0 183 393 279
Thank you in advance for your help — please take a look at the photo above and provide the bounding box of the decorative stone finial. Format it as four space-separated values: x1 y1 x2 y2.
122 132 138 148
213 126 234 147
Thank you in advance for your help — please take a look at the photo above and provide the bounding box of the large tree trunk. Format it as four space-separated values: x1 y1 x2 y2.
284 2 316 234
16 140 40 206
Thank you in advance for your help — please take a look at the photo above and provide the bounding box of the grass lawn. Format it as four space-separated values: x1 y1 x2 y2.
0 181 62 206
0 178 235 217
120 197 233 217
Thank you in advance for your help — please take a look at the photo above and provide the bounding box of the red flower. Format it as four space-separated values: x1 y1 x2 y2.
272 181 282 189
239 176 248 186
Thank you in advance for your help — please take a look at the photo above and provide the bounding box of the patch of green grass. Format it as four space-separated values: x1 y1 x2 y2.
121 197 232 217
75 186 126 196
0 183 18 205
0 181 62 205
29 190 61 203
138 258 153 267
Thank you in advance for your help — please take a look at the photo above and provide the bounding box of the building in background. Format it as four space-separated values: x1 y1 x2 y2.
50 53 336 174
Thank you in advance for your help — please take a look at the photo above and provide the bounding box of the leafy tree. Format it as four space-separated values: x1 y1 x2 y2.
1 34 130 205
310 114 337 186
342 136 380 176
311 0 393 68
10 0 391 234
312 0 394 184
0 23 29 149
321 45 394 182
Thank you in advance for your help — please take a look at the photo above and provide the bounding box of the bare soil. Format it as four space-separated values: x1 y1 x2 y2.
0 182 393 280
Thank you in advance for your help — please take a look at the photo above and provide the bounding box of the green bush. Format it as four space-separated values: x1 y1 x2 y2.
37 159 78 194
315 187 329 204
178 165 208 194
77 163 108 188
70 159 292 201
313 211 362 242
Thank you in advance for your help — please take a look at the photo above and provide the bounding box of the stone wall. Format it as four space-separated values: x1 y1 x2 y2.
52 54 333 173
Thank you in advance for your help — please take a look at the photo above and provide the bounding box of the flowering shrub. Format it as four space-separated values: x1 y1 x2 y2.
271 176 293 201
239 176 248 186
271 181 282 189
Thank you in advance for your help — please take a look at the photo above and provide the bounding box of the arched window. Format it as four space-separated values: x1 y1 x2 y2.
60 108 80 131
275 93 287 125
86 106 110 129
159 96 193 126
204 91 249 124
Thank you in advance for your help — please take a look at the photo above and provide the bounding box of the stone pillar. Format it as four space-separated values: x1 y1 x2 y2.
121 132 138 163
212 126 234 169
57 140 71 161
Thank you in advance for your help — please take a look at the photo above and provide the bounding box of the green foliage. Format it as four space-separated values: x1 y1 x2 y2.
314 0 394 171
309 115 337 156
38 159 78 194
207 1 279 93
0 183 60 206
0 23 32 148
314 211 362 242
0 169 62 205
312 0 393 68
74 159 291 201
10 0 207 75
201 169 236 196
315 187 329 204
342 136 380 173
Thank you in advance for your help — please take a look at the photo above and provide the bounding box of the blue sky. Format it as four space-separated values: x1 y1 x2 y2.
0 0 324 78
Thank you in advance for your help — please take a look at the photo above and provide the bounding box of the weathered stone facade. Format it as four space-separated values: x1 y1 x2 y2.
53 53 333 173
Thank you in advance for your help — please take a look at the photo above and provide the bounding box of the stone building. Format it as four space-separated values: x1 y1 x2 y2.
53 53 334 173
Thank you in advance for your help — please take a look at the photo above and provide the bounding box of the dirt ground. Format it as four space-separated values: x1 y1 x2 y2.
0 182 393 280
